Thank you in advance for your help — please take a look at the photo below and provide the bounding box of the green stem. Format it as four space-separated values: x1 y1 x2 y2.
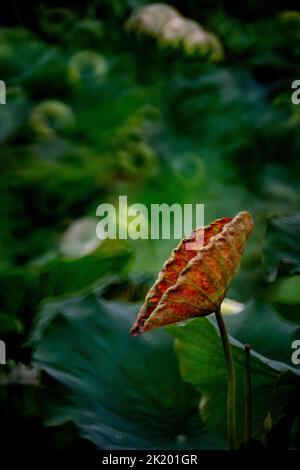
215 307 237 450
244 344 252 450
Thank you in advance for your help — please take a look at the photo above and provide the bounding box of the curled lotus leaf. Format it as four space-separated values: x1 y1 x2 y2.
131 211 253 335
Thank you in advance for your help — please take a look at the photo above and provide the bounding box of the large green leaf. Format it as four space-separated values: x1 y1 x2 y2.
264 213 300 281
168 317 300 447
0 246 131 323
225 300 300 369
267 276 300 324
33 293 224 450
38 247 132 299
0 247 132 363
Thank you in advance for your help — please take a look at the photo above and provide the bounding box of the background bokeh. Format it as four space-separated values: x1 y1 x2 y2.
1 0 300 452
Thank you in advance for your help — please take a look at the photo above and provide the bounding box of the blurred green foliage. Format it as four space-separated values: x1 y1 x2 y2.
1 0 300 451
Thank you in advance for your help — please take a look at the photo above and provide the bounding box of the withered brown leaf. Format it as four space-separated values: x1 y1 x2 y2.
130 211 253 335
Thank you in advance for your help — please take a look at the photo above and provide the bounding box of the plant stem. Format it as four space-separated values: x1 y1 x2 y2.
215 307 237 450
244 344 252 450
